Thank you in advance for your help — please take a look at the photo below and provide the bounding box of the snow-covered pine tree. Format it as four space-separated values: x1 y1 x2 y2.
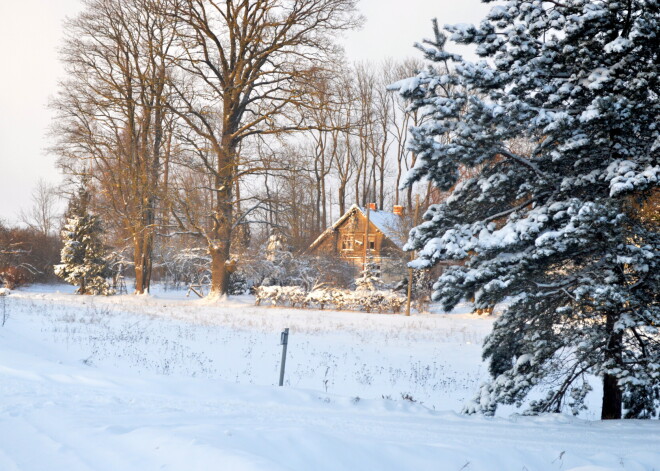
263 234 290 286
395 2 659 419
55 187 113 295
355 257 383 292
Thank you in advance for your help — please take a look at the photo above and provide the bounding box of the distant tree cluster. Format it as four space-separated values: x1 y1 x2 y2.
0 222 61 289
0 179 62 289
49 0 438 296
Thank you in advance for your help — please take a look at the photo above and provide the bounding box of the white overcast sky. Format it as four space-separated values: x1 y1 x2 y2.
0 0 493 223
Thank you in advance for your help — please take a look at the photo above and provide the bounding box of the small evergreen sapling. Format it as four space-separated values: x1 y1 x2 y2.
55 188 113 295
395 1 659 419
355 258 383 292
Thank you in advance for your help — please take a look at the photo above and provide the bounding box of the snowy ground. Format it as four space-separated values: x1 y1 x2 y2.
1 285 658 471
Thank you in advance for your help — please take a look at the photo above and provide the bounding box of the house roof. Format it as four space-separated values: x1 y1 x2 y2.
308 204 406 252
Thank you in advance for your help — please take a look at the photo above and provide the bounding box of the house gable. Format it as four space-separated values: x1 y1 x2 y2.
308 205 405 259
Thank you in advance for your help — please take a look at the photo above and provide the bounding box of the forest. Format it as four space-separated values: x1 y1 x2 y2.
29 0 441 296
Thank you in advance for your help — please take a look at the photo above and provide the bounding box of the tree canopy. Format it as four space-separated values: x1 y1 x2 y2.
396 0 659 419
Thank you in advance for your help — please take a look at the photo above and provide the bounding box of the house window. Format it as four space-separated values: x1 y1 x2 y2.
342 234 354 251
367 235 376 251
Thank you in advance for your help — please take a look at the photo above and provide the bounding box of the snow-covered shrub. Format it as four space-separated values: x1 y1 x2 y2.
254 285 407 314
354 290 379 313
283 286 307 307
262 235 316 288
304 289 334 310
384 291 407 313
328 288 352 310
356 290 406 313
254 286 280 306
340 289 406 314
308 256 357 290
254 285 307 307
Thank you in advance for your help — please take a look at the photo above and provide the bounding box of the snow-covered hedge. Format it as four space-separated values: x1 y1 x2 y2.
255 286 406 314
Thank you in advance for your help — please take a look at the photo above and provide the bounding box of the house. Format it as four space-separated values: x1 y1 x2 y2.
307 204 408 283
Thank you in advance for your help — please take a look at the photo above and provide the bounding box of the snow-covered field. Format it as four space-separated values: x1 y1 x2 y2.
1 285 658 471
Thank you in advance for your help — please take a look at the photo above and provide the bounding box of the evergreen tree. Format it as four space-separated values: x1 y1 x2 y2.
355 257 383 291
55 187 113 295
396 1 659 419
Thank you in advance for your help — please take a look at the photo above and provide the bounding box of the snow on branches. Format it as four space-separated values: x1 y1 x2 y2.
395 1 660 419
55 214 114 296
55 187 113 296
254 286 406 314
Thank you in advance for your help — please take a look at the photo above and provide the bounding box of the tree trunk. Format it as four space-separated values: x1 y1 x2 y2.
601 311 623 419
144 241 153 291
601 373 622 419
209 242 230 296
208 134 236 297
134 238 146 294
141 75 164 294
321 160 327 230
338 181 347 216
133 231 154 295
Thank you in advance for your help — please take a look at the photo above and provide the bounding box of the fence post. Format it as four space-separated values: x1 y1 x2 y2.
279 328 289 386
0 290 8 327
405 196 421 316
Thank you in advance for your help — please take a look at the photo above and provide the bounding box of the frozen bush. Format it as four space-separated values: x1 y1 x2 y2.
254 286 280 306
283 286 307 307
304 289 334 310
254 285 407 314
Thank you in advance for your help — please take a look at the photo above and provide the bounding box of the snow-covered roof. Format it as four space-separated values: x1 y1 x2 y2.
308 204 405 251
360 207 406 249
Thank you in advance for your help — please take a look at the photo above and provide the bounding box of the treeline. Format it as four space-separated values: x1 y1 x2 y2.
0 181 62 288
0 222 61 288
50 0 436 295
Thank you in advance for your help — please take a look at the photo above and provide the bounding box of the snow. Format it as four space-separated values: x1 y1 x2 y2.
604 37 632 54
606 160 659 197
0 285 658 471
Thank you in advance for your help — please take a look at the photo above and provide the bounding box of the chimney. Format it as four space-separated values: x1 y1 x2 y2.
368 203 377 211
393 205 404 216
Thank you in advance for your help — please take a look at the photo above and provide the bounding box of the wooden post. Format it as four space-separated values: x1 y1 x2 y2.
279 328 289 386
405 196 421 316
363 205 370 270
0 292 7 327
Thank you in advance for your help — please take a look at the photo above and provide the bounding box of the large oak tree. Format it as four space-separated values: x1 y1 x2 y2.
167 0 361 295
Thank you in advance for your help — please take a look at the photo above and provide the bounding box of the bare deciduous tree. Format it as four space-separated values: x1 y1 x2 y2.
52 0 177 293
19 179 59 237
167 0 362 295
